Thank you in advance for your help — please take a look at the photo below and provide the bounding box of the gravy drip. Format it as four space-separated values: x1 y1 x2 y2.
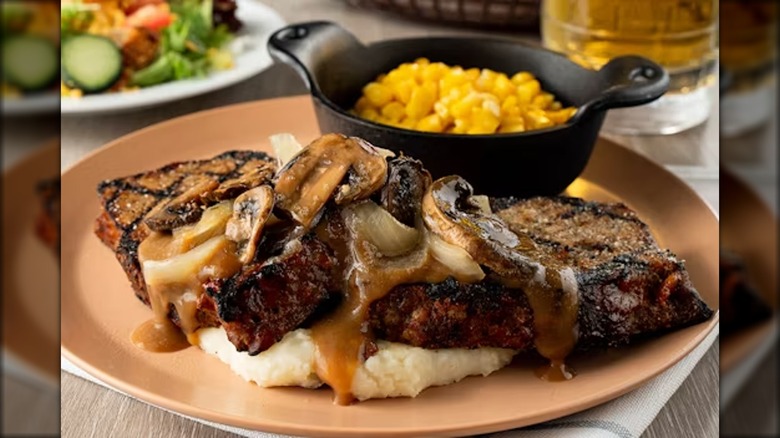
513 243 579 381
310 203 481 405
133 231 241 352
130 318 189 352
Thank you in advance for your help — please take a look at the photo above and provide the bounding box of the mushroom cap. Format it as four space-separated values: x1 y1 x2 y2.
422 175 541 284
273 134 389 229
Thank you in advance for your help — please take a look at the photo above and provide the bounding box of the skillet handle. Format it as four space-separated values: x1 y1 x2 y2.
584 56 670 112
268 21 365 91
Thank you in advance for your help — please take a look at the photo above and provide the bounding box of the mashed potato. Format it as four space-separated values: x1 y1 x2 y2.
197 327 516 401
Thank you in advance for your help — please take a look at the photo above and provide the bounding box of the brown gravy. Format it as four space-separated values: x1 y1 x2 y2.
130 318 190 352
521 263 579 380
132 194 580 393
310 203 482 404
135 231 241 352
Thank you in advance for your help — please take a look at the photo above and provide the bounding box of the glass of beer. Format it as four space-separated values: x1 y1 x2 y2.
541 0 718 135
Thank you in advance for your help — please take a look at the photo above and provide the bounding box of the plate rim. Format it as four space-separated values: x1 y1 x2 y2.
60 96 720 437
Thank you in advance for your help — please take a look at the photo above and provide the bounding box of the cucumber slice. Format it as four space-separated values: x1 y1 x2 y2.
2 35 58 92
62 34 122 93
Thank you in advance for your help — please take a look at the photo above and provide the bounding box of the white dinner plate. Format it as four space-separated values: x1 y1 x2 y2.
60 0 285 115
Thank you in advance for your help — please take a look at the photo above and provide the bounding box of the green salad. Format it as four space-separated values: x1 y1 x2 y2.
60 0 242 96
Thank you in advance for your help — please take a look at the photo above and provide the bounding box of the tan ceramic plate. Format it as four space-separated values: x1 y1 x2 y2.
720 169 777 372
2 140 60 384
61 96 719 437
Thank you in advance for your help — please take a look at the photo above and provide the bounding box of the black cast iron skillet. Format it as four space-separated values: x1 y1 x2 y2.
268 21 669 197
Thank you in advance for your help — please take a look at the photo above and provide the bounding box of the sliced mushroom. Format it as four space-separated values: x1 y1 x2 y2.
207 164 275 202
422 175 542 286
274 134 390 228
145 179 219 231
379 156 432 227
225 185 275 264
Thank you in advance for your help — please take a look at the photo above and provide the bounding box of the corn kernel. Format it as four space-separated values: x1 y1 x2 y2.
439 69 468 96
397 63 420 83
406 82 437 119
381 101 406 122
355 96 372 112
415 57 430 66
393 79 416 105
523 108 553 129
492 74 514 101
422 62 447 82
417 114 444 132
501 95 519 113
547 107 577 124
363 82 393 107
383 68 405 84
533 92 555 110
434 101 453 126
475 69 497 92
450 93 479 120
359 108 380 121
465 68 480 81
517 79 541 104
451 118 470 134
499 118 526 133
550 101 562 111
469 107 500 134
511 71 534 85
481 98 501 118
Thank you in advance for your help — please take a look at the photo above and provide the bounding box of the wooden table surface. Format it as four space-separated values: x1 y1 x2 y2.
8 0 769 436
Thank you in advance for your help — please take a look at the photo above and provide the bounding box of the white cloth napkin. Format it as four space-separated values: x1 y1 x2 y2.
60 324 718 438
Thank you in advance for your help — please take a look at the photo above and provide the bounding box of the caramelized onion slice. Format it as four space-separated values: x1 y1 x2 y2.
351 201 420 257
348 201 485 282
143 236 239 286
269 133 304 169
274 134 389 229
427 233 485 282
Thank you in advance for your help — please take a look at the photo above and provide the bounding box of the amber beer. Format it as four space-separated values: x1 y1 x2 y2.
541 0 718 134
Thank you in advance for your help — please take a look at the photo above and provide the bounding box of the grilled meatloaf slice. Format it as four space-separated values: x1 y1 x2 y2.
97 158 713 355
204 235 339 355
369 196 714 351
94 150 275 305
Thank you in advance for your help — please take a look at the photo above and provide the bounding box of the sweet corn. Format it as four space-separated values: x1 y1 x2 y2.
363 82 393 107
393 79 415 104
359 107 380 122
354 58 576 134
405 81 437 119
381 101 406 122
417 114 444 132
517 79 541 104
